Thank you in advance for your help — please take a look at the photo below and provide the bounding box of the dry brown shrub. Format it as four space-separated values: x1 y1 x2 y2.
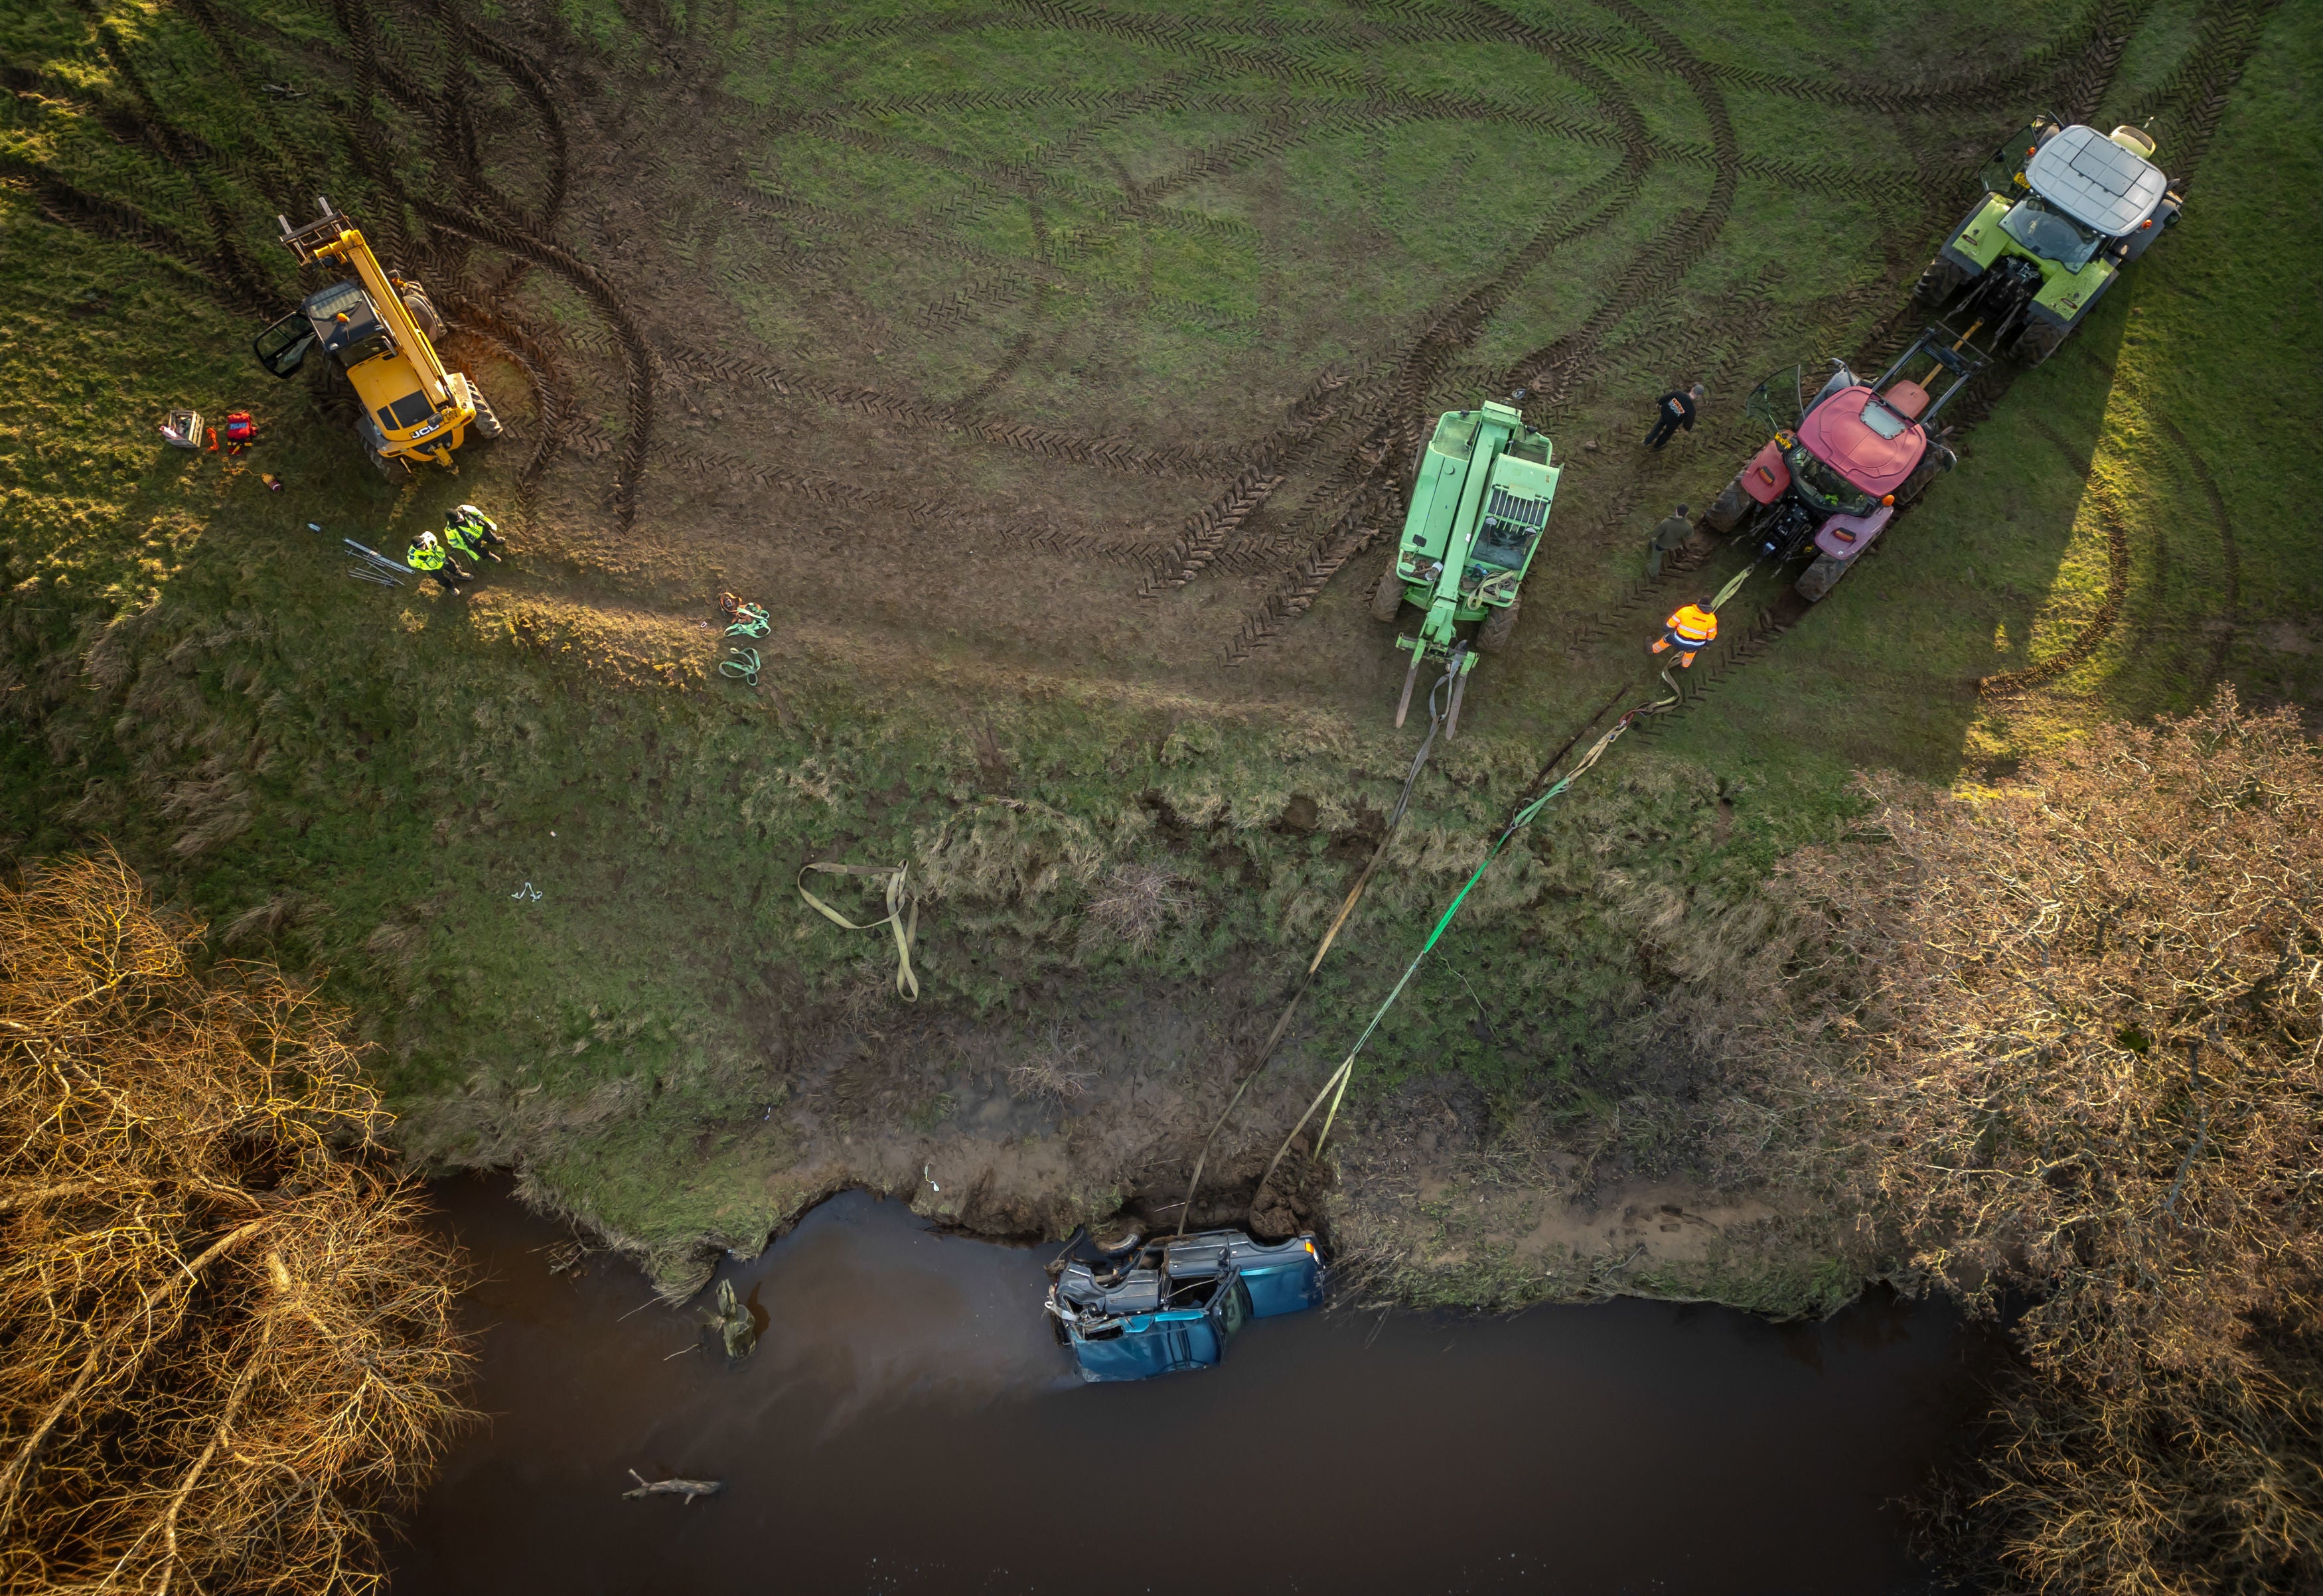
0 851 473 1596
1008 1025 1095 1105
1744 689 2321 1595
1078 862 1195 957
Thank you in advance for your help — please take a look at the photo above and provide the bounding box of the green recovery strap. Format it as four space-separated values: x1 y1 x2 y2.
1256 666 1695 1197
797 862 920 1001
1173 648 1471 1234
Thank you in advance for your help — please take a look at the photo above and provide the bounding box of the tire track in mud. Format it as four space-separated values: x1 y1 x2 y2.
1219 149 1653 663
635 338 1248 480
1499 0 1743 425
296 0 656 522
406 198 654 526
439 294 571 525
1143 369 1359 592
2154 415 2239 691
1977 461 2132 699
0 156 241 307
72 17 285 313
1221 0 1740 663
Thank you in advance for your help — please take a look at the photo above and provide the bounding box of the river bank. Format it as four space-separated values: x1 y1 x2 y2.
394 1177 2006 1596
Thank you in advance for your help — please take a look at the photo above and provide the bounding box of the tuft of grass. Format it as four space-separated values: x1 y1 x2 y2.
1077 862 1196 958
1007 1024 1094 1107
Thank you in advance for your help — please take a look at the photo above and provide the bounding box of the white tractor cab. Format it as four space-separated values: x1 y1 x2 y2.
1705 324 1985 602
1915 117 2182 364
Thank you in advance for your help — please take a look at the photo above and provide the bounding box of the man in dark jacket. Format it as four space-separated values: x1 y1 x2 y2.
1647 504 1692 578
1644 383 1705 450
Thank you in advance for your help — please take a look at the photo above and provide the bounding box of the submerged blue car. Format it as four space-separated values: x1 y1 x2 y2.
1046 1229 1325 1382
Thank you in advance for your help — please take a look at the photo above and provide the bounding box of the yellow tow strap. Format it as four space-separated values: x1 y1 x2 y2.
797 862 920 1001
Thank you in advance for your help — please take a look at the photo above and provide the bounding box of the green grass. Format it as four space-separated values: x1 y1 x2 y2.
3 0 2318 1294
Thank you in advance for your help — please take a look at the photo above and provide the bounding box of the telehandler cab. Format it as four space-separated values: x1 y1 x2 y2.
1371 399 1560 736
250 198 502 478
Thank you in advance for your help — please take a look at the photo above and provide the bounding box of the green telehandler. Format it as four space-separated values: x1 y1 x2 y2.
1370 399 1561 735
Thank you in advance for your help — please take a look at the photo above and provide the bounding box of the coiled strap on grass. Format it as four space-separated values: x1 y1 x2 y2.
797 863 919 1002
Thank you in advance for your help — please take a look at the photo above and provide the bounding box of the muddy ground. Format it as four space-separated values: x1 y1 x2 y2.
4 0 2312 1311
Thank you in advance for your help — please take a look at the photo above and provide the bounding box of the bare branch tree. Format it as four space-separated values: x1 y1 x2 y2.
1738 689 2322 1595
0 851 475 1596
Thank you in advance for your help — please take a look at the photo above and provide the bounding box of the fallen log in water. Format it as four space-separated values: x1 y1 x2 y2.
622 1469 722 1504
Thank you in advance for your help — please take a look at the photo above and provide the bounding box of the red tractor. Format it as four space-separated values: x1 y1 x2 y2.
1704 325 1985 601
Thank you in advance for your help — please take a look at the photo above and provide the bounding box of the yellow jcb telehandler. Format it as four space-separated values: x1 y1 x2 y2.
250 197 502 478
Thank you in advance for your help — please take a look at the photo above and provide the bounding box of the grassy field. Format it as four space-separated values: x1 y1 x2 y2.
3 0 2316 1297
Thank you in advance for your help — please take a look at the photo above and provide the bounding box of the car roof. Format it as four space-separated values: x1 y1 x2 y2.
1798 386 1924 495
2027 124 2166 236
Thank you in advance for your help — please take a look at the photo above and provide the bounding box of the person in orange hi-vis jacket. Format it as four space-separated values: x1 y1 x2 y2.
1649 601 1718 667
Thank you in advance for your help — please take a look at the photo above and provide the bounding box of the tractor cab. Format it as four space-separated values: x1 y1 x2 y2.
1920 116 2182 363
1709 325 1981 601
1046 1228 1323 1382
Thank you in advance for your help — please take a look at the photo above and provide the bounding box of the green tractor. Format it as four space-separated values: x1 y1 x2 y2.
1370 399 1560 735
1915 117 2184 364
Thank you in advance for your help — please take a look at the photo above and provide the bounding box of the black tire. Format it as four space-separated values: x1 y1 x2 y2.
307 358 360 430
1795 552 1848 603
469 382 504 439
1371 560 1406 622
1913 257 1967 309
1704 475 1750 534
1476 595 1520 653
402 289 445 342
2015 318 2067 368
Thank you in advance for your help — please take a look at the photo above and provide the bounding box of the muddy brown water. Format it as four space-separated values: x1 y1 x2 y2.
394 1179 2002 1595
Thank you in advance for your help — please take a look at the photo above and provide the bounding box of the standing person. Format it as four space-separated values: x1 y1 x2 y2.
405 530 471 595
1647 503 1692 579
1643 383 1706 450
445 503 506 560
441 516 495 571
1649 599 1718 667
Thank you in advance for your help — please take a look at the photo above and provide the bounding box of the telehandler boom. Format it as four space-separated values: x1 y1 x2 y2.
250 198 502 477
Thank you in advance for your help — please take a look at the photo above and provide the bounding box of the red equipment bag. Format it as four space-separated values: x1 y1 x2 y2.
224 411 255 444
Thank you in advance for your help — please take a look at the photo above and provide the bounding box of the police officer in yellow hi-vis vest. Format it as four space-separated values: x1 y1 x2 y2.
1650 601 1718 667
405 530 473 595
445 503 506 563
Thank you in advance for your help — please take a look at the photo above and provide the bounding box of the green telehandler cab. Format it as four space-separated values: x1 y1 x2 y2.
1370 399 1560 736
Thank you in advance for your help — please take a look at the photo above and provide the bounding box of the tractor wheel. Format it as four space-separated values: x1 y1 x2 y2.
366 445 404 482
469 382 504 439
307 358 360 430
1476 595 1520 654
401 289 445 342
2014 319 2067 368
1704 475 1750 534
1371 561 1406 622
1913 257 1967 309
1795 553 1849 603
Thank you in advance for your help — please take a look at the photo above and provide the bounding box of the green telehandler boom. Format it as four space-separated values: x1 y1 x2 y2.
1369 399 1561 736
